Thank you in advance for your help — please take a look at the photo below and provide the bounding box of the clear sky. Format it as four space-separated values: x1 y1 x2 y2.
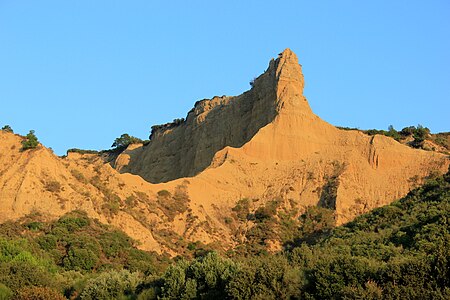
1 1 449 155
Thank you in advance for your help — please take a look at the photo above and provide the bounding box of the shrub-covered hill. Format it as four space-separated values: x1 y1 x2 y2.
0 210 170 299
141 168 450 299
0 168 449 299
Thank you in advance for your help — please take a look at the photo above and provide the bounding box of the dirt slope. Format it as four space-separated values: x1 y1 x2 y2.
0 49 448 255
116 49 448 224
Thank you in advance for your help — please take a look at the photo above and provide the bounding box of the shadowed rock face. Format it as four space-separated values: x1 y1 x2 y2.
117 49 308 183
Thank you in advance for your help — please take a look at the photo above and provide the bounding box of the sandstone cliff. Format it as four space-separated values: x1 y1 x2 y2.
0 49 448 255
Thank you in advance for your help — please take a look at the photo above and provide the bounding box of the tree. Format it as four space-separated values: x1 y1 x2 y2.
111 134 143 150
21 130 39 150
411 124 430 148
1 125 13 133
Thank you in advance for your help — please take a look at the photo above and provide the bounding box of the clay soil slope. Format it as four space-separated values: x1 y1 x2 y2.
0 49 448 255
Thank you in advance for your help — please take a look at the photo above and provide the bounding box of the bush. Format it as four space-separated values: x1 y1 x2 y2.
14 286 65 300
21 130 39 150
232 198 250 221
63 247 99 272
0 283 12 300
0 261 53 293
1 125 13 133
157 190 171 198
44 181 61 193
70 169 88 184
79 270 142 299
56 211 90 232
111 133 143 151
157 252 238 299
66 148 99 155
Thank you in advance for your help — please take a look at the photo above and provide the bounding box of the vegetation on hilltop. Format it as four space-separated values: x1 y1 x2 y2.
1 125 13 133
111 133 143 151
21 130 39 150
337 124 449 153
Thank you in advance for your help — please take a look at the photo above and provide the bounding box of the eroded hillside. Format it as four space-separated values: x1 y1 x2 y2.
0 49 448 255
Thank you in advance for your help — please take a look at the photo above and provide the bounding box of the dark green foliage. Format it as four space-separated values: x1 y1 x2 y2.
21 130 39 150
432 132 450 150
0 170 448 299
25 222 43 231
79 269 142 299
111 133 143 151
0 210 166 299
338 124 440 150
227 255 302 300
1 125 13 133
63 247 99 271
56 210 90 232
148 168 450 299
66 148 99 155
293 206 335 245
411 124 431 148
155 252 238 299
300 169 450 298
0 260 54 293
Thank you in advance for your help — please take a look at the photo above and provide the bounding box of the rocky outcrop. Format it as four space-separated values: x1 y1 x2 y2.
116 48 449 225
0 49 448 255
115 49 311 183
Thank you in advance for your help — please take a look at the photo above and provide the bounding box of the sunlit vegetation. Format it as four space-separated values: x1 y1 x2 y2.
337 124 448 151
0 168 449 299
21 130 39 150
66 148 100 155
0 210 169 299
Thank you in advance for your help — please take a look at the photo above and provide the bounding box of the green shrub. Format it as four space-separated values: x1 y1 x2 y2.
25 222 43 231
56 211 90 232
21 130 39 150
63 247 98 272
0 261 53 293
14 286 65 300
157 252 238 299
111 134 143 151
1 125 13 133
79 270 142 299
66 148 99 155
0 283 12 300
99 231 133 258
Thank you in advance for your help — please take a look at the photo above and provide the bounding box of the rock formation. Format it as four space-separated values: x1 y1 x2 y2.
0 49 448 254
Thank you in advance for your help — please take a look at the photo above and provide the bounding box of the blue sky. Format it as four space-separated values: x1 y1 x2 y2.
1 1 449 155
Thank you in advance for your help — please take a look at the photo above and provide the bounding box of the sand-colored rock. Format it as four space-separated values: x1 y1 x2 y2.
116 49 448 224
0 49 448 255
